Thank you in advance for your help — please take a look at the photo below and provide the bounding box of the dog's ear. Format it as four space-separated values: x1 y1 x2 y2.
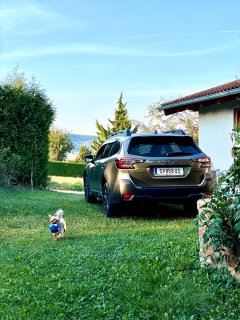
49 214 52 219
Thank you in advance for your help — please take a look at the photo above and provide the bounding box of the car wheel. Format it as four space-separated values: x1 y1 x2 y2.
84 176 97 203
183 200 198 216
102 183 118 217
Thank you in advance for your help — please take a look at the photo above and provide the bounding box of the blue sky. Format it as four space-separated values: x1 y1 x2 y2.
1 0 240 134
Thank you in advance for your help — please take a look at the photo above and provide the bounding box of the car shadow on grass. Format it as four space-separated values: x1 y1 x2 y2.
118 202 197 220
86 200 196 220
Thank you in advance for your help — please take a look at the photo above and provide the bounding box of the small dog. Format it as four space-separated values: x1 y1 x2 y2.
49 208 67 240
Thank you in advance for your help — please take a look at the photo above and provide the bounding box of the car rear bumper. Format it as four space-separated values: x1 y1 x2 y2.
112 177 212 204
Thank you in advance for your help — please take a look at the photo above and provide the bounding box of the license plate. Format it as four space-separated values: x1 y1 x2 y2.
153 167 184 176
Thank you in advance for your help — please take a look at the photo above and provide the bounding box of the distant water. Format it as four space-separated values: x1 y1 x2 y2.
70 134 96 153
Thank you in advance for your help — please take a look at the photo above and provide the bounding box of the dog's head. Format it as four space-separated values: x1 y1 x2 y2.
49 214 60 224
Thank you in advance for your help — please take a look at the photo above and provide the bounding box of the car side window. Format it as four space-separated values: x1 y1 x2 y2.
102 143 114 159
95 143 114 161
95 145 108 161
108 140 120 157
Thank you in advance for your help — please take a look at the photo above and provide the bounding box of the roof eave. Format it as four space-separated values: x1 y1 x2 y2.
159 87 240 115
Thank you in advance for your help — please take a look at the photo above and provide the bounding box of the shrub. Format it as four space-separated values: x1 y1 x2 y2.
200 127 240 259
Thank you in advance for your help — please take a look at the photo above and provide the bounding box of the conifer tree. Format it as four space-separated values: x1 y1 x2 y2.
109 92 131 133
91 93 137 154
91 120 111 153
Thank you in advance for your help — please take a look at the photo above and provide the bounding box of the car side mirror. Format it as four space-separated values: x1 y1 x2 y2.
85 155 94 163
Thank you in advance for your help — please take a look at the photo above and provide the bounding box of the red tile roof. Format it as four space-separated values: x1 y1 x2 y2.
162 79 240 107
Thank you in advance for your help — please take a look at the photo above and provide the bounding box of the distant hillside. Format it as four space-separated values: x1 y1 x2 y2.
70 134 96 153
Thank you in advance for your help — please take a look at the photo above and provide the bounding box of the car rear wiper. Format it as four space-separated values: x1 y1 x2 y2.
166 152 192 157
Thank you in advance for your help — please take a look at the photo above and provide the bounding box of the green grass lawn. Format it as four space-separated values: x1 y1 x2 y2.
0 187 240 320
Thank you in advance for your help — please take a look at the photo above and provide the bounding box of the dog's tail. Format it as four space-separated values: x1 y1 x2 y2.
56 208 64 218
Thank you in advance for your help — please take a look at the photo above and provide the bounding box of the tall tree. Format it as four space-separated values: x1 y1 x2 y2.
91 93 137 153
109 92 132 132
49 127 74 161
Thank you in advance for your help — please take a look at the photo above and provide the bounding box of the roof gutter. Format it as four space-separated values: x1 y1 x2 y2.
160 87 240 112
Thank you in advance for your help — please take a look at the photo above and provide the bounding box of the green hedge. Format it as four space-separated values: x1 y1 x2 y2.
48 161 86 177
0 80 55 188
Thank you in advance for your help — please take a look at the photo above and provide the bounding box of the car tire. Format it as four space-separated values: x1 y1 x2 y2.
183 200 198 216
84 176 97 203
102 182 119 217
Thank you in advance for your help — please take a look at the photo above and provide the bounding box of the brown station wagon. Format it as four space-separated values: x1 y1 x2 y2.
84 130 212 217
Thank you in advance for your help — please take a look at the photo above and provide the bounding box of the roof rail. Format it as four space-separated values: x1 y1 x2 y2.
108 129 131 138
163 129 187 135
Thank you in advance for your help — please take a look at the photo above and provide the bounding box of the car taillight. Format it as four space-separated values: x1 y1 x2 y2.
192 156 211 168
122 194 134 200
115 158 145 169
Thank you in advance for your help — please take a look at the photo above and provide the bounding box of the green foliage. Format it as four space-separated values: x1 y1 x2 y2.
91 93 137 153
1 188 240 319
109 92 132 132
75 145 92 163
91 119 111 153
200 127 240 257
0 69 55 188
232 126 240 159
49 126 74 161
48 161 86 177
0 148 21 187
133 100 199 142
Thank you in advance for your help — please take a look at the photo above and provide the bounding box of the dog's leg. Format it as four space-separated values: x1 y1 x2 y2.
59 231 65 239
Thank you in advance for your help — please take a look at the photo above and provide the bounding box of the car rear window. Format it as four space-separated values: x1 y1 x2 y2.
128 136 200 157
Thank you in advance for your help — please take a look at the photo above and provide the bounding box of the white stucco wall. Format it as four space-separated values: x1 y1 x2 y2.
198 101 238 171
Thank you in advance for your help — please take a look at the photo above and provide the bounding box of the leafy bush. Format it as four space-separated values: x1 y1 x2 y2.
48 161 86 177
200 127 240 258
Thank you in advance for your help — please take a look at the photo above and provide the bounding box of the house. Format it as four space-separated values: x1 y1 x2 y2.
159 80 240 172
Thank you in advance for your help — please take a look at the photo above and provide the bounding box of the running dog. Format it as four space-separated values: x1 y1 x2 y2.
49 208 67 240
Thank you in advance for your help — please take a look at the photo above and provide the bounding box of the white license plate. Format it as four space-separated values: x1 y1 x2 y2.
153 167 184 176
